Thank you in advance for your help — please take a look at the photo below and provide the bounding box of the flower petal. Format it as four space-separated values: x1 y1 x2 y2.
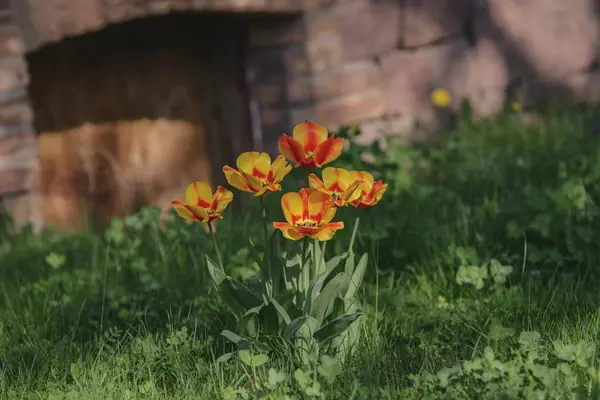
281 191 304 226
186 181 213 208
349 171 375 188
211 186 234 213
308 173 327 193
278 135 305 165
172 200 209 222
341 180 364 204
292 122 328 153
269 155 292 184
313 136 344 167
223 166 252 193
273 222 304 241
310 222 344 241
307 189 334 224
236 152 271 180
241 172 264 193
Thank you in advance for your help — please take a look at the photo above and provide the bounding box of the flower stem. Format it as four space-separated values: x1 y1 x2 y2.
260 196 272 282
207 221 225 272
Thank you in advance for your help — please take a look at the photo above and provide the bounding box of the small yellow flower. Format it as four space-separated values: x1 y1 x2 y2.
172 182 233 223
511 102 522 112
222 152 291 196
431 88 452 108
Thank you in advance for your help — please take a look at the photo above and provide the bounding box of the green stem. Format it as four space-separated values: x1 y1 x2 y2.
260 195 272 282
208 221 225 272
301 236 310 267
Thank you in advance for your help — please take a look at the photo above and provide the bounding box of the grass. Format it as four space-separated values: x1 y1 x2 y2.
2 103 600 399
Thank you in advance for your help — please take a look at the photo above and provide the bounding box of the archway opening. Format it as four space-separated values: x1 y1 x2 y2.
25 12 254 230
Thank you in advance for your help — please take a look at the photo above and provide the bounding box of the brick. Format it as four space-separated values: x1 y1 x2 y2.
281 46 310 75
249 16 304 47
170 0 192 11
0 57 28 92
0 99 33 125
306 35 342 73
0 168 36 194
103 0 129 23
255 83 285 106
261 107 286 128
338 0 402 62
475 0 598 79
28 0 63 45
0 133 37 171
286 74 313 103
61 0 104 37
380 39 470 115
316 89 385 127
402 0 471 47
289 105 317 125
147 1 171 14
313 60 380 101
0 28 24 57
305 9 340 42
301 0 340 11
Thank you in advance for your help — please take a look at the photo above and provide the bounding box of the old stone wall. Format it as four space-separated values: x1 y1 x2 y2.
0 0 598 229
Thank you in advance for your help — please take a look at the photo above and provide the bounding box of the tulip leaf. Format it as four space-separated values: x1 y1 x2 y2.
205 255 225 287
220 330 250 349
223 277 263 315
303 265 340 316
312 273 348 323
325 253 348 272
344 253 368 301
283 316 319 342
313 311 363 345
283 317 308 341
270 297 291 326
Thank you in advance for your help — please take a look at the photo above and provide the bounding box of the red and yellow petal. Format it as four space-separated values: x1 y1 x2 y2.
241 172 264 193
307 189 334 224
185 181 213 208
292 122 329 153
313 136 344 167
172 200 209 222
223 166 253 193
278 135 305 165
273 222 304 240
269 155 292 184
309 222 344 241
341 180 363 204
308 173 328 193
236 152 271 180
281 191 304 226
211 186 234 214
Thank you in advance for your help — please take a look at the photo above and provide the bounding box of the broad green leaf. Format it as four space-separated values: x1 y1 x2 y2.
225 277 263 310
312 273 348 323
283 316 319 341
243 304 265 318
313 311 363 345
303 265 340 316
251 353 270 367
205 255 225 287
325 253 348 272
344 253 368 301
220 330 250 348
283 317 308 341
239 350 252 366
270 297 291 325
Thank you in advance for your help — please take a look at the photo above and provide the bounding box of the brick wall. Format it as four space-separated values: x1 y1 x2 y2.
1 0 599 229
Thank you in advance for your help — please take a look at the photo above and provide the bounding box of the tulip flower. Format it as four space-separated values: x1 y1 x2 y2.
348 171 388 209
308 167 363 207
273 188 344 241
278 121 344 169
172 181 233 223
223 152 291 196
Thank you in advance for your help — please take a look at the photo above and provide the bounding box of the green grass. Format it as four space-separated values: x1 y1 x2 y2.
3 103 600 399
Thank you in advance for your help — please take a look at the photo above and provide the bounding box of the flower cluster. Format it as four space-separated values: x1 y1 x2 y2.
172 121 388 241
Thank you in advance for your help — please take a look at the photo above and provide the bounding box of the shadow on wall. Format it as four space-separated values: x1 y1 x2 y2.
26 12 253 230
394 0 599 118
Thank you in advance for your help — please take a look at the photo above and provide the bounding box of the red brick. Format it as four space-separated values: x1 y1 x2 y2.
255 83 285 106
170 0 192 11
281 46 310 75
338 0 401 62
290 105 317 124
0 28 24 57
248 16 304 47
0 168 36 194
103 0 129 23
305 9 340 41
306 34 342 73
313 60 380 101
0 57 29 93
402 0 470 47
61 0 104 37
0 99 33 125
28 0 63 45
261 107 286 128
316 89 385 127
286 74 313 103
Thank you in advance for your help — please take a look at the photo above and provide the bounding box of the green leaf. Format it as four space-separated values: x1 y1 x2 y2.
344 253 368 301
268 368 286 386
270 297 291 326
283 316 319 341
312 273 348 323
216 352 235 363
283 317 308 341
243 304 266 318
303 265 340 316
206 255 225 287
221 330 243 345
251 353 270 367
325 253 348 272
225 277 263 310
239 350 252 366
313 311 363 345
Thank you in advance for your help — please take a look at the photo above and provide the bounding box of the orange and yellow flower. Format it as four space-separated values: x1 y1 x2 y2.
172 181 233 223
273 188 344 241
308 167 363 207
223 152 291 196
278 121 344 170
348 171 388 209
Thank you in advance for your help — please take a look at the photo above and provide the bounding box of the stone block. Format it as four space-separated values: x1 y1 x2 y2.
402 0 471 47
338 0 402 62
312 60 381 101
0 56 28 93
316 88 385 127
